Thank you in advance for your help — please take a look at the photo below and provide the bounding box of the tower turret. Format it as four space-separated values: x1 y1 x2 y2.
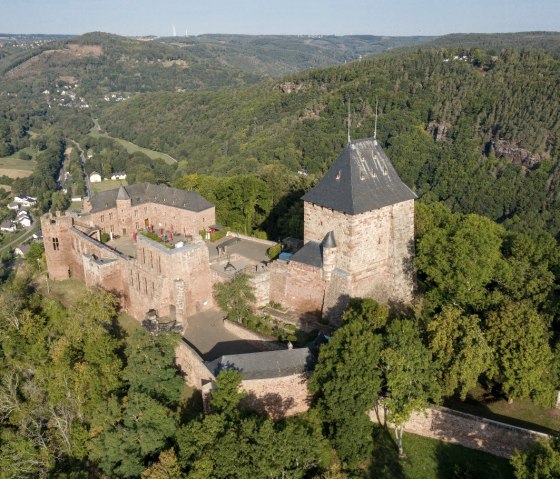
322 231 337 281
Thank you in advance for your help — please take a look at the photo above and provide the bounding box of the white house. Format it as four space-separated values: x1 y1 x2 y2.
110 172 127 181
17 216 32 228
14 196 37 207
7 202 19 210
90 172 102 183
0 220 16 233
14 244 30 257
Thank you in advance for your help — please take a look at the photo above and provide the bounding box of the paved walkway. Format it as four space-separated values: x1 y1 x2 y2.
183 309 262 361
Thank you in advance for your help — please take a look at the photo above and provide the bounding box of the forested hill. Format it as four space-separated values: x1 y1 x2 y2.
0 32 432 100
0 32 260 97
159 34 434 77
100 45 560 236
427 31 560 57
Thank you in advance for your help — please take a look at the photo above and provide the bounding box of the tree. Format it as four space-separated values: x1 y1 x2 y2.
427 306 493 399
486 302 556 405
382 319 440 457
209 369 247 420
177 371 328 478
24 242 45 270
141 449 182 479
511 437 560 478
415 208 506 311
213 273 255 324
310 298 388 468
91 393 177 478
124 329 183 406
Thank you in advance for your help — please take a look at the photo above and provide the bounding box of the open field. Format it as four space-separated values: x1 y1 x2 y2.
0 157 36 178
91 178 128 194
91 119 177 165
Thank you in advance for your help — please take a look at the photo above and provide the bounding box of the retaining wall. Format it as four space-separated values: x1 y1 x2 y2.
370 405 549 458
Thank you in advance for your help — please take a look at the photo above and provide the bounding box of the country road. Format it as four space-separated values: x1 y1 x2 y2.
0 215 40 254
69 139 92 198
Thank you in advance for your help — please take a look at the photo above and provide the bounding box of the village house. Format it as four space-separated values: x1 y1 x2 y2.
89 171 102 183
110 172 127 181
0 220 17 233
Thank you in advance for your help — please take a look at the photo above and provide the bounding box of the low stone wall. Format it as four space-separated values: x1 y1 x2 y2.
241 374 311 419
223 319 286 352
225 231 277 247
175 340 215 388
370 405 549 458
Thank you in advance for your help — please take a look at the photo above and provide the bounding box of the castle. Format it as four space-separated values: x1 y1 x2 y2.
41 136 416 325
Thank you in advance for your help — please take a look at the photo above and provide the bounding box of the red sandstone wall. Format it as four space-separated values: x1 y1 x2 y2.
270 260 324 314
303 200 415 304
86 202 215 240
240 374 311 418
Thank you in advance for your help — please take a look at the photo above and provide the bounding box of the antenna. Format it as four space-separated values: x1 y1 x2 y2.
347 100 351 143
373 97 378 144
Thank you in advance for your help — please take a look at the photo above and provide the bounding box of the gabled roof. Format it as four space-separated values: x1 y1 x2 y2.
302 137 417 215
89 183 214 213
205 347 315 380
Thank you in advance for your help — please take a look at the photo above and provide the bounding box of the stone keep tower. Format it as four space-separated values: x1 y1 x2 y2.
302 137 416 304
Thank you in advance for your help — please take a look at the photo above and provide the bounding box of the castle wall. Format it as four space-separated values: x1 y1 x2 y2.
41 214 77 280
240 374 311 419
125 235 213 321
85 202 215 239
270 260 324 314
303 199 415 304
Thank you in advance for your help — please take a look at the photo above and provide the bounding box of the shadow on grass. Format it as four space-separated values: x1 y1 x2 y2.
369 425 406 479
434 440 513 479
444 389 559 436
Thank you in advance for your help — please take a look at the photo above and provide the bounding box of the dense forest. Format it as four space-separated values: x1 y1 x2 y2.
99 46 560 240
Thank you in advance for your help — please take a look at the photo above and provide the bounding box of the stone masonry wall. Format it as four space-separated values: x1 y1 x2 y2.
270 260 325 314
370 405 548 458
303 200 415 304
86 202 215 240
175 340 215 388
240 374 311 419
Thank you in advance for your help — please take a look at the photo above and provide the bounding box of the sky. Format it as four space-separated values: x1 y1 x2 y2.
0 0 558 37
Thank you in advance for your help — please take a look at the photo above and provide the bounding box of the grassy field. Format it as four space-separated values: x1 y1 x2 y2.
90 119 177 165
0 157 36 178
446 385 560 434
91 178 128 194
370 427 513 478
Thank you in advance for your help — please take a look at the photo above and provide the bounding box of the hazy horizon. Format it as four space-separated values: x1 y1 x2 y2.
2 0 558 38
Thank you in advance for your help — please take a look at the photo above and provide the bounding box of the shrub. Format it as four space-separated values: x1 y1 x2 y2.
267 243 282 260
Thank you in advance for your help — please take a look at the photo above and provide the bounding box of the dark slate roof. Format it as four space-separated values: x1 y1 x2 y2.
302 137 417 215
116 185 130 200
89 183 214 213
290 241 322 268
322 231 336 248
205 347 315 380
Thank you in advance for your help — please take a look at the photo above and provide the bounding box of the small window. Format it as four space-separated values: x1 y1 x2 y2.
52 237 59 251
101 215 104 222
